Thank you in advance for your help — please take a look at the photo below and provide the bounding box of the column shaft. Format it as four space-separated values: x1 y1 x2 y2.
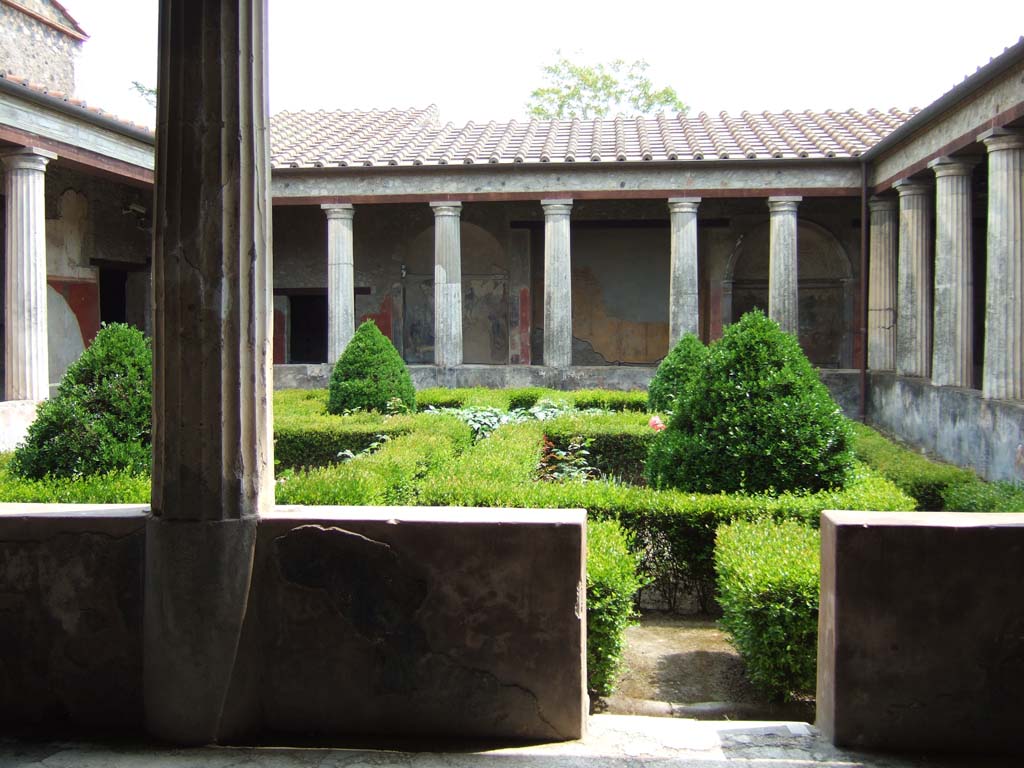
668 197 700 346
323 204 355 362
981 130 1024 400
929 159 975 388
542 199 573 368
895 180 933 378
146 0 271 744
3 149 55 401
867 198 898 371
768 196 801 334
431 202 463 367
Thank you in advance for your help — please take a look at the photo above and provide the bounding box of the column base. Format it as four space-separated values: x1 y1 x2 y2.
144 515 257 744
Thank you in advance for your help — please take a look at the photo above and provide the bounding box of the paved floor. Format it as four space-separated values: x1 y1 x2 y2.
0 715 1011 767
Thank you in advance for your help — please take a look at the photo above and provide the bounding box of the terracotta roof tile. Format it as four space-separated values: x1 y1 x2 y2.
266 104 920 169
0 71 154 135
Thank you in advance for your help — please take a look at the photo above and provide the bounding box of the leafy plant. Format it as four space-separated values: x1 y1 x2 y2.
646 310 853 495
647 333 706 414
12 323 152 479
327 320 415 415
715 519 820 701
536 435 600 482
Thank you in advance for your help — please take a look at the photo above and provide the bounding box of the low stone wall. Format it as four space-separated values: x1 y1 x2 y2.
817 510 1024 755
0 504 148 732
274 364 862 416
867 372 1024 482
0 504 586 743
0 399 40 451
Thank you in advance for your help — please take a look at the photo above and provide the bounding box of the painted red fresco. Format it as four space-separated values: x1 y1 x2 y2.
359 294 393 340
273 310 286 364
48 278 99 346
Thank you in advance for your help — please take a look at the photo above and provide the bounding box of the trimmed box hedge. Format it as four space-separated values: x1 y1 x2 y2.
850 422 977 510
715 519 820 701
542 412 654 485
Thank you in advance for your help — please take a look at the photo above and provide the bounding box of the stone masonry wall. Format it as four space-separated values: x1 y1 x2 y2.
0 3 80 94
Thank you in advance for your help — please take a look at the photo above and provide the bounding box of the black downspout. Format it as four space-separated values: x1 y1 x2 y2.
858 161 869 423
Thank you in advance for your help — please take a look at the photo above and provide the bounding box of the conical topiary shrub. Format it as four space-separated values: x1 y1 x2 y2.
647 332 706 414
12 322 152 479
645 309 852 494
327 320 416 414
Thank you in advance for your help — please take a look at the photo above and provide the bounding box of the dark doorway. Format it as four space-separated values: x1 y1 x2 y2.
289 294 327 363
99 268 128 324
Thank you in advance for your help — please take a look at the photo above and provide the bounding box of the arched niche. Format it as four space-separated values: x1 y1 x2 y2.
723 220 854 367
404 220 509 364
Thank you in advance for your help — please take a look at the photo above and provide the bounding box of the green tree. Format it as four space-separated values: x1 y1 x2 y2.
527 53 687 120
327 320 415 415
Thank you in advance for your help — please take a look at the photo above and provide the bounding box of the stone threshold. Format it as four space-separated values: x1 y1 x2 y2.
0 715 1006 767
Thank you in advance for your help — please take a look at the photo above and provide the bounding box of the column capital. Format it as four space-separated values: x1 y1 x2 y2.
928 156 979 178
430 201 462 217
893 179 931 197
668 197 701 214
1 147 57 172
767 196 801 213
541 198 573 216
978 128 1024 153
321 203 354 220
868 196 897 213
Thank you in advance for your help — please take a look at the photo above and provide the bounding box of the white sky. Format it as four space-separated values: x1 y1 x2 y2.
68 0 1024 129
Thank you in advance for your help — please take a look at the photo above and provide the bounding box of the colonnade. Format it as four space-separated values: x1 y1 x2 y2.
867 129 1023 399
317 194 806 367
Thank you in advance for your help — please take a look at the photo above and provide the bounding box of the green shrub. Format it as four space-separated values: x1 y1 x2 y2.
647 310 853 495
507 387 550 410
12 323 152 479
715 519 820 701
0 453 150 503
587 519 645 696
941 478 1024 512
571 389 648 413
647 333 706 414
327 321 415 415
850 422 976 510
415 387 470 409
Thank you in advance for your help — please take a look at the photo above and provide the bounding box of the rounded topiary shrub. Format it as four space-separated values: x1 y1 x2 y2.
647 333 706 414
13 323 152 479
327 320 415 414
645 310 852 495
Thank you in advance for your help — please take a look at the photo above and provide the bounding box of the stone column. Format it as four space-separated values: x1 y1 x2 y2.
929 158 976 389
542 199 573 368
2 148 55 401
980 130 1024 400
668 197 700 346
894 180 933 378
430 201 463 367
767 196 801 335
145 0 272 745
867 197 898 371
322 203 355 362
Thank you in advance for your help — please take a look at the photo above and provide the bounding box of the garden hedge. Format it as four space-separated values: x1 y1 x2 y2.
586 519 646 696
850 422 977 510
327 320 415 414
715 519 820 701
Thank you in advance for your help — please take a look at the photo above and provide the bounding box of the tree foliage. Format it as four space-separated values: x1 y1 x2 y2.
527 53 687 120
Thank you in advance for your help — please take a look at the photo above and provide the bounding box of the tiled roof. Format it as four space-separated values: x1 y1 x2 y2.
269 106 918 169
0 71 155 134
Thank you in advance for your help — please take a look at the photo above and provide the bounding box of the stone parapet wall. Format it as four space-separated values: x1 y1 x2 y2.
817 510 1024 755
867 372 1024 483
0 504 586 743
